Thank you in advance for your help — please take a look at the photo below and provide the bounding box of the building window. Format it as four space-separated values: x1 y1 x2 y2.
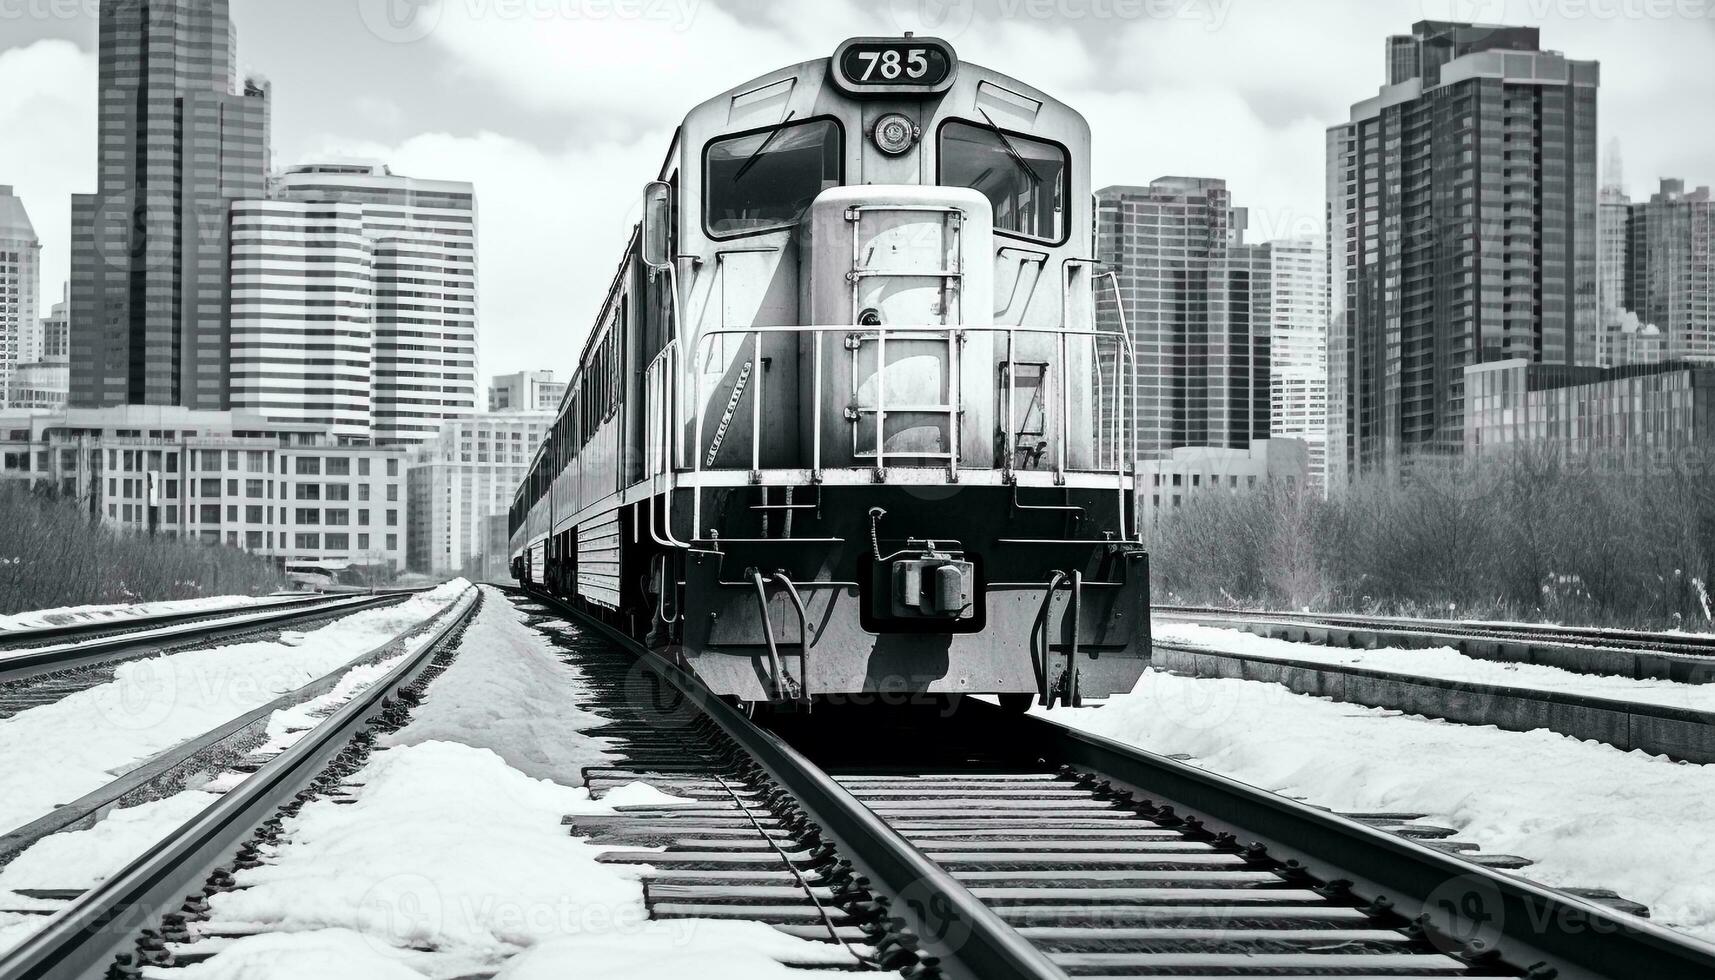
326 457 351 476
386 485 398 502
358 484 371 501
386 534 398 551
359 509 371 526
325 533 350 550
200 478 220 497
200 505 220 524
296 457 321 475
326 484 350 501
386 459 398 477
326 509 350 526
295 508 321 525
358 533 370 550
295 484 321 501
358 458 370 477
246 505 264 523
246 530 264 549
295 533 321 550
386 509 398 527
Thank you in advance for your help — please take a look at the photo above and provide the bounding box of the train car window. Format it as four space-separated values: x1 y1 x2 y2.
704 118 842 239
938 120 1068 244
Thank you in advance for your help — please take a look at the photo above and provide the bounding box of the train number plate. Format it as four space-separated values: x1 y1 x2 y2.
831 37 957 95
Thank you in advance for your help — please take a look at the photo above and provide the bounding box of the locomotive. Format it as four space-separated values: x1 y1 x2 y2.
510 36 1149 709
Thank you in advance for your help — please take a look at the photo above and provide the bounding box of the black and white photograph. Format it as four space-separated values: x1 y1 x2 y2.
0 0 1713 976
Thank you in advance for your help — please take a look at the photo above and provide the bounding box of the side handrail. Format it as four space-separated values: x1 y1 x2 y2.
749 568 788 700
1031 570 1068 707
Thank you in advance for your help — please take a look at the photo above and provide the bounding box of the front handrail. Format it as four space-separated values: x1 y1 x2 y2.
680 323 1137 542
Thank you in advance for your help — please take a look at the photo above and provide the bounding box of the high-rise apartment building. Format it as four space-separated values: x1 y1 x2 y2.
1325 126 1352 492
70 0 271 410
1263 237 1330 493
1627 179 1715 362
1096 178 1271 457
489 370 566 413
0 187 41 405
229 195 376 441
407 412 549 574
1330 21 1599 475
245 163 479 445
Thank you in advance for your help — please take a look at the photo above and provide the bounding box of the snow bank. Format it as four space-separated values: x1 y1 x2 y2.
1155 621 1715 712
382 588 620 786
197 739 849 978
0 581 471 835
0 792 221 897
1050 668 1715 940
0 594 276 632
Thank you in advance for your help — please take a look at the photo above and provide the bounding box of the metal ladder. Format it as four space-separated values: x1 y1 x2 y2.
843 204 966 474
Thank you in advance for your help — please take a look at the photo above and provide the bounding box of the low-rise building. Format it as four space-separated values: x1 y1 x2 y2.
1464 359 1715 461
0 406 410 570
489 370 566 413
407 411 550 575
1137 438 1311 533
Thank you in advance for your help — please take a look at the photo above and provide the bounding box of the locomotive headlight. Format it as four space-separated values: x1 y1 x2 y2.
872 113 919 155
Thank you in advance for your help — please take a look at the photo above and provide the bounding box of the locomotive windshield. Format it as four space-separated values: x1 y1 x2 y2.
704 118 842 238
938 119 1067 243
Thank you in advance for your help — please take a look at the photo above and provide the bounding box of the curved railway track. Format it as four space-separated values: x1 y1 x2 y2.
8 586 1712 979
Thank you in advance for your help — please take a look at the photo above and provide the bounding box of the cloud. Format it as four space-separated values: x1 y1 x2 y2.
303 127 671 385
0 38 96 306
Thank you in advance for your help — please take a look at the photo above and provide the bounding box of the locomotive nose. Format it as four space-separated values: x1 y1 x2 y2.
798 185 996 470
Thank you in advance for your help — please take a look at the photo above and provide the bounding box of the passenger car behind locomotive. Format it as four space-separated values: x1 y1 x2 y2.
511 36 1149 708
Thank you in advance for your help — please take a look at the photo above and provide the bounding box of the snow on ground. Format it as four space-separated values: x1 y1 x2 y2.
0 580 471 835
1156 621 1715 712
153 588 865 978
380 591 620 786
1049 668 1715 940
0 594 284 631
173 738 858 980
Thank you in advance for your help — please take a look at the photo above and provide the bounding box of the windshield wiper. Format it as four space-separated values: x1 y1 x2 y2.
978 107 1041 185
734 111 797 185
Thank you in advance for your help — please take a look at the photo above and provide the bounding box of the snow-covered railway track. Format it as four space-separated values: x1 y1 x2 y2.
516 589 1715 980
0 592 413 718
1155 606 1715 682
0 590 479 980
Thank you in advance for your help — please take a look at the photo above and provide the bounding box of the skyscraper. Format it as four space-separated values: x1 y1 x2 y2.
1627 179 1715 362
1264 236 1330 493
1097 178 1271 457
229 195 376 440
1597 139 1632 339
1330 21 1598 474
248 163 478 445
70 0 270 410
0 187 41 404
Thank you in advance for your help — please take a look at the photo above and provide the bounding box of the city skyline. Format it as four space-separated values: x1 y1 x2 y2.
3 0 1713 384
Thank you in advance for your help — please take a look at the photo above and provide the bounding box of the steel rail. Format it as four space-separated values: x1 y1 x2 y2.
1150 633 1715 764
0 592 409 687
970 701 1715 980
1156 604 1715 656
0 588 480 980
0 590 424 650
513 586 1065 980
521 586 1715 980
0 593 472 867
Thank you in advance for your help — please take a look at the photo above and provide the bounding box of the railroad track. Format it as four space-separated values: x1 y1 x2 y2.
0 589 480 979
1155 606 1715 680
546 589 1715 980
11 585 1711 979
0 592 415 719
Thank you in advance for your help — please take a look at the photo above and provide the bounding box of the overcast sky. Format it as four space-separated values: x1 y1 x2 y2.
2 0 1713 384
